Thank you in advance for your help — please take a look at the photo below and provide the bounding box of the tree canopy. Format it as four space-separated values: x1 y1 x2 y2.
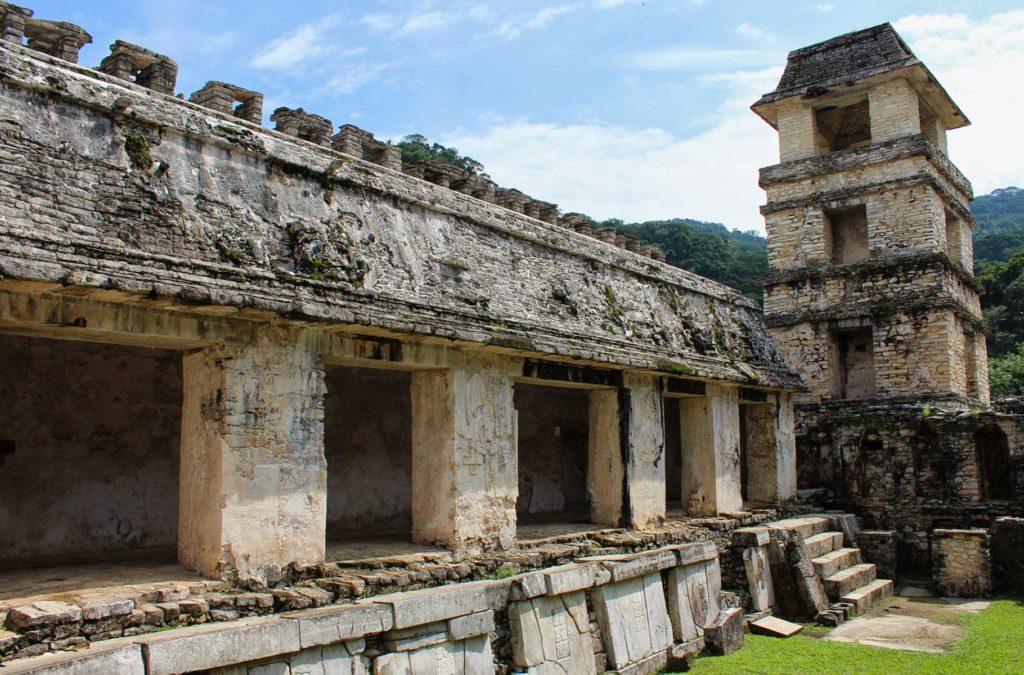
396 134 489 178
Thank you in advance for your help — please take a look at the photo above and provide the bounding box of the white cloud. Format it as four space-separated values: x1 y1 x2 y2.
251 14 343 70
360 10 453 37
493 4 582 41
320 63 390 95
735 22 771 41
895 10 1024 194
815 3 835 13
442 68 781 231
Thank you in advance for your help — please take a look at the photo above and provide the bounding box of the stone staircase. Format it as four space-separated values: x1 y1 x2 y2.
768 514 894 624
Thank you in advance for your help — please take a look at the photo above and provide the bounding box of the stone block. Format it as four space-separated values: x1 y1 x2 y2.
750 616 803 638
664 560 718 643
249 663 289 675
732 527 770 548
665 637 704 672
742 545 775 612
590 572 671 671
287 603 393 648
80 598 135 621
582 551 676 582
372 580 508 629
290 643 367 675
545 564 599 595
447 610 494 641
375 635 493 674
383 621 449 652
703 607 744 656
139 616 301 675
0 637 144 674
674 541 718 567
8 601 82 629
511 571 548 600
508 592 596 673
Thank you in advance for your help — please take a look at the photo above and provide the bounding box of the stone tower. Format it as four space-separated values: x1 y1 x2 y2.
752 24 988 408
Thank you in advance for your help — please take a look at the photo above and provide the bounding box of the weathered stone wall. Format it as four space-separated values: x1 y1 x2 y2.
768 308 980 403
0 40 796 391
795 400 1024 570
0 334 182 562
1 539 744 672
932 528 991 597
324 366 412 535
763 177 968 273
513 384 589 515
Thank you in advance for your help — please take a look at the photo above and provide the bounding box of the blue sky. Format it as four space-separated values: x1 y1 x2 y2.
30 1 1024 231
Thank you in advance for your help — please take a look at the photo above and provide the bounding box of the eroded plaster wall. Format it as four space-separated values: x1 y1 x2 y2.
0 334 182 562
513 384 588 516
325 366 412 535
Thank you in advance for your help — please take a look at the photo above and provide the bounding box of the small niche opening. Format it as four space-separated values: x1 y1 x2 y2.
815 99 871 154
826 205 869 266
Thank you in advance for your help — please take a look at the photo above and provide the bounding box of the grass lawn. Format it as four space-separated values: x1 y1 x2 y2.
677 598 1024 674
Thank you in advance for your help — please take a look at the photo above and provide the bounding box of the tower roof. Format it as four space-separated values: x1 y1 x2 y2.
753 23 968 129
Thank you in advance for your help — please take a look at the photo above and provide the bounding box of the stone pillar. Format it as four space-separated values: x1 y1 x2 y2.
740 393 797 505
410 357 518 555
679 385 742 515
588 388 624 527
178 336 326 584
868 78 921 143
622 373 665 529
776 101 817 162
921 115 948 154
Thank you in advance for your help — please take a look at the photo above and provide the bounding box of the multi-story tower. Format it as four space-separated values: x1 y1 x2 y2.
751 25 1024 570
753 24 987 408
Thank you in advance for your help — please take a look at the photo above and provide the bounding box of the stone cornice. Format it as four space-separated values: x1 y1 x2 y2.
763 251 981 293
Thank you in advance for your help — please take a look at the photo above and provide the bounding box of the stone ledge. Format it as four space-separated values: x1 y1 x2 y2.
138 616 300 675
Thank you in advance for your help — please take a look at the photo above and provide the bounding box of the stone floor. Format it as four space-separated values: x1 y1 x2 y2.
0 548 206 605
824 587 991 653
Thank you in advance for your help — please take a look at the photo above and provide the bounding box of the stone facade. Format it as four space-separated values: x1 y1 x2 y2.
0 0 800 613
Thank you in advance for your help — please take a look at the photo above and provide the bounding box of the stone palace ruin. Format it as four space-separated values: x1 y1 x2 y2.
0 3 1021 673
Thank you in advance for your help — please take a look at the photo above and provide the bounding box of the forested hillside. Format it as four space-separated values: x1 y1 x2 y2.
595 218 767 299
973 187 1024 270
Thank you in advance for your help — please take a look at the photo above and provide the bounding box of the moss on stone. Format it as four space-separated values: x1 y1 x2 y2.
124 133 153 170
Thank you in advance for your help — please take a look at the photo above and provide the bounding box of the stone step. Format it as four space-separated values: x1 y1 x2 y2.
803 532 844 558
767 516 830 540
840 578 894 614
812 548 863 579
823 563 877 599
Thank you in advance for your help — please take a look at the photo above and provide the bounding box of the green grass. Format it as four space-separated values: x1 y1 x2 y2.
679 598 1024 675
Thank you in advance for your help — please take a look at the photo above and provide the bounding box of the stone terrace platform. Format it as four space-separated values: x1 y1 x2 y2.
0 511 773 662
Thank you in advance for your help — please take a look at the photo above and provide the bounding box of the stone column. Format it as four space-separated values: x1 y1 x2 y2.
178 334 326 584
410 356 518 555
740 393 797 505
679 384 742 515
776 101 817 162
622 373 666 529
588 388 624 527
868 78 921 143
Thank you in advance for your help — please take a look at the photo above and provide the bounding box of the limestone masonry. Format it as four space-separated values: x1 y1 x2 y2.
0 4 1021 673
